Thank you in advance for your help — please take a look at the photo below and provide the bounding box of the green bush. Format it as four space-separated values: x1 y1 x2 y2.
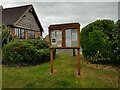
81 19 114 64
2 40 56 66
112 20 120 65
23 40 49 49
89 51 111 64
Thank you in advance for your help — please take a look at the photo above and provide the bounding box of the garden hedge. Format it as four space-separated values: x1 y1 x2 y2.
81 19 117 64
2 40 56 66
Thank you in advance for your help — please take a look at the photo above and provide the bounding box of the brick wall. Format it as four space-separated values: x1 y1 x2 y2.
35 31 41 39
44 34 49 42
25 30 28 39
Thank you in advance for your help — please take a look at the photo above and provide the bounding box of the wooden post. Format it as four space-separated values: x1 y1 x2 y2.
50 48 53 73
73 49 76 56
77 48 80 75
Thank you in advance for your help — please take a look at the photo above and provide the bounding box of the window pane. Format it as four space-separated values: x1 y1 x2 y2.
65 29 78 47
15 28 25 39
56 30 62 47
18 29 20 38
28 31 35 39
65 29 72 47
71 29 78 47
15 28 19 38
51 30 62 47
21 29 25 39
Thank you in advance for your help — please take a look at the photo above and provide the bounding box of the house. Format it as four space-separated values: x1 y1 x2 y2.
44 34 49 42
2 4 44 39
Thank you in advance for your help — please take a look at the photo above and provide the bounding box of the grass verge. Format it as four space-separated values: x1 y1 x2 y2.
2 54 118 88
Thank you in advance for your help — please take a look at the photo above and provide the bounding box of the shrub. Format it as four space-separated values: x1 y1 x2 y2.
23 40 49 49
112 20 120 65
89 51 111 64
2 40 55 66
81 19 114 64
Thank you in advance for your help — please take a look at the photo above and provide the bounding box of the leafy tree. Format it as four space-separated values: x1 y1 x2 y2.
2 26 15 47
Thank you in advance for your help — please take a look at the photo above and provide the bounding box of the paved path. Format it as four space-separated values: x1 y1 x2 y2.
56 49 82 55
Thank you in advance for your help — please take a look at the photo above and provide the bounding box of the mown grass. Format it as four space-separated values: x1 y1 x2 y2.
2 54 118 88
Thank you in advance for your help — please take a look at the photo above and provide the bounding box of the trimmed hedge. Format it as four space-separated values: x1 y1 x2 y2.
2 40 56 66
81 19 120 65
23 40 49 49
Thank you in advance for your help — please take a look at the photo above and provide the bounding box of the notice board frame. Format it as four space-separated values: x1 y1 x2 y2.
48 22 81 75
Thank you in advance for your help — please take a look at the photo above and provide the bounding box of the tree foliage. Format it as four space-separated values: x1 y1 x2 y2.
81 19 116 64
112 20 120 64
2 26 15 47
2 40 56 66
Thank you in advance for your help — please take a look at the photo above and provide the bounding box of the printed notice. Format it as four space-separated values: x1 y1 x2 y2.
57 40 62 47
66 29 71 37
66 38 71 47
72 33 77 41
51 38 56 45
56 31 62 39
56 30 62 47
51 31 55 38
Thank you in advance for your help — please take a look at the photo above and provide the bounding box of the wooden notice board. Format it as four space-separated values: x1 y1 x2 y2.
49 23 80 49
48 22 81 75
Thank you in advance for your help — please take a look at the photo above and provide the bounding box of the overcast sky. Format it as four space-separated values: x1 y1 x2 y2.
0 1 119 37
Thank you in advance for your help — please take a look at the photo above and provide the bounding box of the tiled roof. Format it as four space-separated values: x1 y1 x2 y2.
2 4 43 31
3 5 31 25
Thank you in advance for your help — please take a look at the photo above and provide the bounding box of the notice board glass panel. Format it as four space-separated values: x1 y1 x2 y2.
71 29 78 47
65 29 78 47
51 30 62 47
65 29 72 47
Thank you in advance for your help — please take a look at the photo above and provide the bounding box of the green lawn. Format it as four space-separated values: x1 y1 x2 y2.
2 54 118 88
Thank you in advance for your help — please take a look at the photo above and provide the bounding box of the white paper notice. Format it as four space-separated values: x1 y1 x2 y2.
51 38 56 45
56 30 62 47
66 38 71 47
51 31 55 38
72 33 77 41
57 40 62 47
66 29 71 37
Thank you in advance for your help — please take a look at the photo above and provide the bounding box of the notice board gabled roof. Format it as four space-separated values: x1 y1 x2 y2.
48 22 80 30
2 4 43 31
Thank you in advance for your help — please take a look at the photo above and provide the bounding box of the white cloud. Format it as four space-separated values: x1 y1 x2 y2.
1 0 119 2
1 2 118 37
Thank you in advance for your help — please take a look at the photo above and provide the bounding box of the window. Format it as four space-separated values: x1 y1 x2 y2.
15 28 25 39
28 30 35 39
